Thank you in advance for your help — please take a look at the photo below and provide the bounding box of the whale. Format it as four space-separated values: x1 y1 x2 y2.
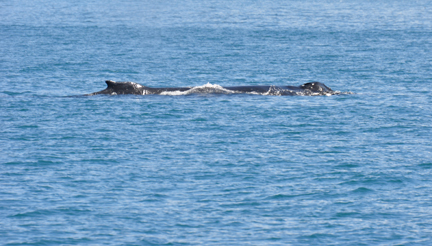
85 80 335 96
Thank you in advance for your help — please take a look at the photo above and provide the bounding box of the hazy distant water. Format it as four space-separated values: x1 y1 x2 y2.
1 0 432 245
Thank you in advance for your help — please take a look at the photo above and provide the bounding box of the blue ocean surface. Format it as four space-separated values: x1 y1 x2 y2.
1 0 432 245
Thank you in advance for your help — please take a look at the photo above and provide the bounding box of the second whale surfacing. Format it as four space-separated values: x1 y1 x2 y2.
85 80 338 96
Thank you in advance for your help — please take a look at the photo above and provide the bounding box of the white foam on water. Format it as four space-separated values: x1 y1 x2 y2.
159 83 236 96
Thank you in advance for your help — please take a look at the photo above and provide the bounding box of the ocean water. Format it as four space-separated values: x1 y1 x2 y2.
1 0 432 245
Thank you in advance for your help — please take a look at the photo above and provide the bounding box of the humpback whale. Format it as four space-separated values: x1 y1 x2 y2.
85 80 335 96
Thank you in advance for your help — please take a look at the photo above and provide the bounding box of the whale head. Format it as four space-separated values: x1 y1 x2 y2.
300 82 333 93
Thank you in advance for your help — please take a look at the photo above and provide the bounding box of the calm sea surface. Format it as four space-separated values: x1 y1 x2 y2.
1 0 432 245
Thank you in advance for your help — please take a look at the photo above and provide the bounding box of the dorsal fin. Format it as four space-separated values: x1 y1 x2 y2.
105 80 116 88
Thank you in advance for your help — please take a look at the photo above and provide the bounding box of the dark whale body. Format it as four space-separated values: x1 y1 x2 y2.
85 80 334 96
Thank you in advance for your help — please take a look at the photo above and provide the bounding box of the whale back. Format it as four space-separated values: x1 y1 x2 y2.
85 80 335 96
